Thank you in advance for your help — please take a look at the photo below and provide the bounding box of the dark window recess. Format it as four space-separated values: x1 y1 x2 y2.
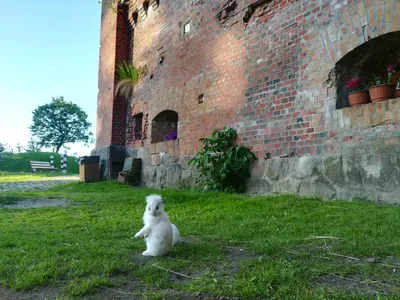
151 110 178 143
133 113 143 140
158 55 164 66
131 11 138 27
335 31 400 109
217 0 237 23
143 1 149 16
198 94 204 104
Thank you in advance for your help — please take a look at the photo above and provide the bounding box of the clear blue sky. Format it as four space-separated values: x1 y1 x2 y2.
0 0 101 156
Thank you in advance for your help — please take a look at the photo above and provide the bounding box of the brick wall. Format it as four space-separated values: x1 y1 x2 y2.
96 3 131 148
121 0 400 158
96 0 400 200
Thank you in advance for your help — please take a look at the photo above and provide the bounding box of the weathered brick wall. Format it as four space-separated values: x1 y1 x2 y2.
96 3 131 148
127 0 251 155
125 0 400 156
96 0 400 201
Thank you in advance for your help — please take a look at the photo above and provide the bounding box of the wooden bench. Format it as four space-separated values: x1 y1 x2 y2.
30 161 57 172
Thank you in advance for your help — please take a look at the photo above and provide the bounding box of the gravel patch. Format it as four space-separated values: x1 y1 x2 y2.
2 198 70 209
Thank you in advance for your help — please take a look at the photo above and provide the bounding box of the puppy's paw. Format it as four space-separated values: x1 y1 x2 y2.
142 250 151 256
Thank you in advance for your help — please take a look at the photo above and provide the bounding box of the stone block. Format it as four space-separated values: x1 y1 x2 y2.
156 142 168 153
247 177 273 194
166 163 182 187
150 143 157 154
156 164 167 188
126 148 139 158
273 177 301 194
137 149 151 176
142 166 157 184
342 155 363 187
166 140 179 157
180 170 193 187
299 177 336 199
360 155 400 192
179 155 192 170
290 156 321 179
151 154 161 166
265 157 290 181
161 152 170 166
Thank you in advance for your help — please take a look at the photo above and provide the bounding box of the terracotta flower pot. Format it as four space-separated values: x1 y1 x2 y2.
368 84 396 102
395 89 400 98
347 91 370 106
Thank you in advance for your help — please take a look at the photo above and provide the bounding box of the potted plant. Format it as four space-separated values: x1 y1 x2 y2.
162 130 177 141
346 78 370 106
395 72 400 98
368 65 396 102
396 82 400 98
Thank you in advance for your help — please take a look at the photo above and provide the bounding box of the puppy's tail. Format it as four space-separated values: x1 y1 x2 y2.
171 223 181 246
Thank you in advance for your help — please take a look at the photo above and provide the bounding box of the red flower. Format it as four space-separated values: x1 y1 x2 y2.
387 65 396 73
346 78 362 89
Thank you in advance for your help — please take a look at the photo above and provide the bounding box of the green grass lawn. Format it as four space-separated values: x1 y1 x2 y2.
0 172 78 183
0 152 79 174
0 182 399 299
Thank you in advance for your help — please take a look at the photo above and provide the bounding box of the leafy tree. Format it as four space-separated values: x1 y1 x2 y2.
26 138 42 153
0 143 6 154
189 127 257 192
0 143 12 157
29 96 93 153
15 143 25 153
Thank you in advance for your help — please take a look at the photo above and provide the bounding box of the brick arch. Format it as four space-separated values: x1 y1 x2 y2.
319 0 400 65
151 110 178 143
335 30 400 108
299 0 400 113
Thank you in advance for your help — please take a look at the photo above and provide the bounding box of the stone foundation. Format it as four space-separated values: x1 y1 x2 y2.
92 143 399 204
92 144 195 189
134 147 195 189
248 153 400 204
91 145 127 179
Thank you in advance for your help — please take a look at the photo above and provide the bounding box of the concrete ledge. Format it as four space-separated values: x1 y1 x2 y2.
149 140 179 157
337 97 400 129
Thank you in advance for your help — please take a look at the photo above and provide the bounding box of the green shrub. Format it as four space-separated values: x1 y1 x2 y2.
189 127 256 192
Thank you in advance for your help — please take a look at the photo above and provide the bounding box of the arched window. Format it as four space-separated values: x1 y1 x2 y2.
151 110 178 143
335 31 400 109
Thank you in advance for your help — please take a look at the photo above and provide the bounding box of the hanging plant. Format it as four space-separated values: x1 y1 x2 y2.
115 61 146 99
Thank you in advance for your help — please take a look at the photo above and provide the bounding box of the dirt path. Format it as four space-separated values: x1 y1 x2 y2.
0 176 79 192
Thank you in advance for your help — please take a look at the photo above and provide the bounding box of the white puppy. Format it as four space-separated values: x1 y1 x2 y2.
171 223 181 247
134 194 180 256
